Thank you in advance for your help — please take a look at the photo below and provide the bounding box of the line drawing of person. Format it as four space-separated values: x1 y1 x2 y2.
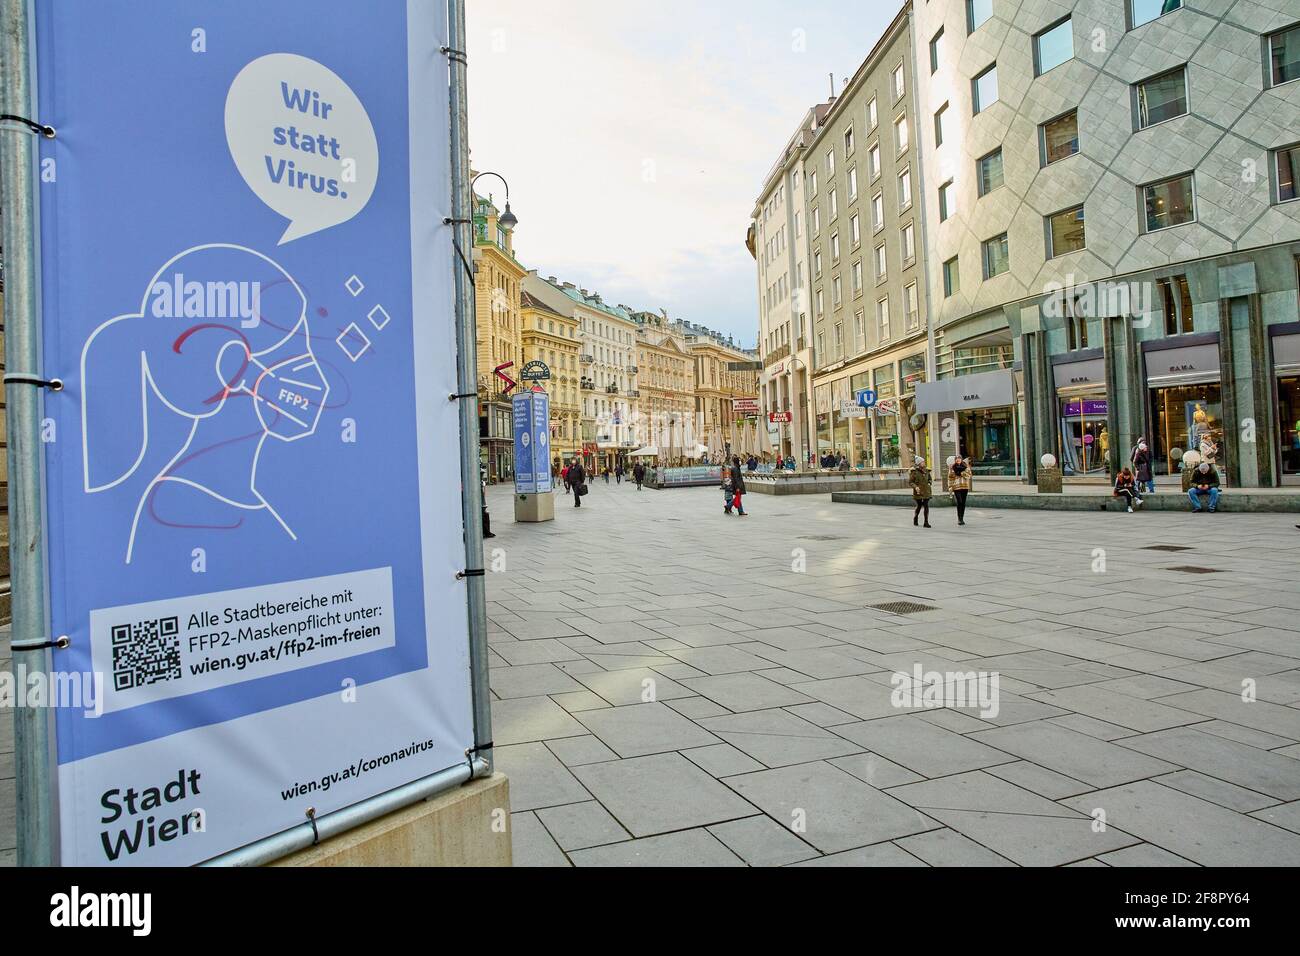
81 244 330 563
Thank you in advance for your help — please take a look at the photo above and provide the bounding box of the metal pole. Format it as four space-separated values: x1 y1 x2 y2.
447 0 492 774
1 0 56 866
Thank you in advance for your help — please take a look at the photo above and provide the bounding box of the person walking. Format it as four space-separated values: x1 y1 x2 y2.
633 461 644 490
909 455 932 528
603 465 611 485
1131 437 1154 495
1188 461 1221 513
729 455 748 516
1114 466 1140 513
948 455 972 526
568 458 586 508
615 463 624 484
561 463 570 493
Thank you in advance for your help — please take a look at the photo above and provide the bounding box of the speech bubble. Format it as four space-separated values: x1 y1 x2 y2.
225 53 379 244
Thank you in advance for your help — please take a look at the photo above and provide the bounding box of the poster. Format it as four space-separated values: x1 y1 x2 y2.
33 0 473 864
512 390 552 495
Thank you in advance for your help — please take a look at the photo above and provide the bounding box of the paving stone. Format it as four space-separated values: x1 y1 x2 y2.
536 801 631 851
510 811 571 867
1249 801 1300 834
925 808 1139 866
1158 688 1300 740
681 672 814 713
568 829 745 867
1096 844 1198 867
834 715 1017 778
492 696 589 746
576 702 721 757
1063 781 1300 866
726 761 938 854
1026 685 1204 733
886 771 1085 818
985 761 1093 800
699 709 862 768
664 645 776 675
829 752 925 789
571 667 694 706
1118 726 1300 801
549 690 613 714
545 735 619 768
494 742 592 812
783 702 859 727
682 743 767 778
572 752 756 837
1153 771 1279 814
894 828 1015 866
665 696 731 720
492 639 588 666
1047 713 1139 741
790 842 927 866
707 815 820 866
970 722 1178 788
786 675 924 720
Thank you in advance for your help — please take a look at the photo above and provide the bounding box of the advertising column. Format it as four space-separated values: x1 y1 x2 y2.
513 389 554 522
30 0 478 864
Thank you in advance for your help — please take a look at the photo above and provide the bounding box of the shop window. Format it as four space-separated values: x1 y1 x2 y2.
1158 276 1195 335
1063 294 1089 350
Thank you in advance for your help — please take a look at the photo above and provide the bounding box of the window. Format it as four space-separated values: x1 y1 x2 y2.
830 188 839 220
872 192 884 232
813 206 821 236
973 64 999 114
1143 173 1196 231
875 242 887 279
827 148 836 176
1158 276 1195 335
833 276 842 306
1041 111 1079 165
967 0 993 33
1130 0 1182 28
868 96 878 129
893 63 906 101
1048 205 1086 257
810 170 818 197
977 148 1004 196
831 232 840 260
898 167 912 209
852 260 863 293
814 249 822 276
895 115 909 154
854 310 865 346
904 282 920 331
1064 295 1089 351
1277 143 1300 202
794 210 801 238
816 332 825 361
869 143 881 180
834 322 843 355
901 222 915 263
934 102 949 146
1135 66 1188 128
816 290 824 316
1034 18 1073 76
844 125 855 156
850 213 861 245
848 166 858 200
930 28 945 73
939 180 955 222
1269 24 1300 87
877 296 891 341
982 233 1009 278
943 256 960 297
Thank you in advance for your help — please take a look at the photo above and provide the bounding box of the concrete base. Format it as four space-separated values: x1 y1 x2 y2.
1036 465 1063 494
514 492 555 523
271 773 511 867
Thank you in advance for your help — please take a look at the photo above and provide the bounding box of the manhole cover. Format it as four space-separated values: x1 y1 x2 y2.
1144 545 1191 552
1165 566 1221 574
799 534 844 541
868 600 938 614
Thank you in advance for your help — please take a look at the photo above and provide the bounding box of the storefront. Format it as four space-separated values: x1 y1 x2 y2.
1142 336 1222 478
1052 354 1109 477
916 368 1021 477
1271 324 1300 482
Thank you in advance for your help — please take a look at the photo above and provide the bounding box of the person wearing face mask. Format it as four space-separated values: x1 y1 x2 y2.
1131 438 1154 496
1188 460 1220 513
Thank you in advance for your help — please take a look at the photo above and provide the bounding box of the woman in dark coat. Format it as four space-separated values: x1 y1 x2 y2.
1131 438 1153 495
729 456 748 516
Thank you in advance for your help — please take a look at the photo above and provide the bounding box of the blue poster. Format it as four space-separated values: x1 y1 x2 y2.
32 0 473 864
512 389 552 495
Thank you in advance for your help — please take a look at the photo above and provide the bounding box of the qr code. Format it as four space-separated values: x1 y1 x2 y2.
111 616 182 691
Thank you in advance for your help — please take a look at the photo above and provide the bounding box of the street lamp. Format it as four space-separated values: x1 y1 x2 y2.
471 171 518 230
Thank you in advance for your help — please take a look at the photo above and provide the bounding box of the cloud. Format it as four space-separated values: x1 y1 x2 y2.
467 1 893 346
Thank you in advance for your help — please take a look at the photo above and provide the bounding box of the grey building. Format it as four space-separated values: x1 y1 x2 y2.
911 0 1300 486
806 3 932 470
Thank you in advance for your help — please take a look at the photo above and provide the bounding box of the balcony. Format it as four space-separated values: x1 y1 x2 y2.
580 379 595 391
627 389 640 397
628 365 639 374
605 384 619 394
763 343 791 367
580 354 594 364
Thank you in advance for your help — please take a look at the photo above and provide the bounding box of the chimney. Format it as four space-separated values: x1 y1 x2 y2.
562 281 575 289
547 275 558 283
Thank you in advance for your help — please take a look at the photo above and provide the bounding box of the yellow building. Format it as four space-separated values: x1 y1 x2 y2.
520 290 581 468
687 328 760 456
631 311 695 458
473 192 526 482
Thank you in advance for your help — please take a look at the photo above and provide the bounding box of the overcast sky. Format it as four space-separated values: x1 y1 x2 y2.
466 1 897 349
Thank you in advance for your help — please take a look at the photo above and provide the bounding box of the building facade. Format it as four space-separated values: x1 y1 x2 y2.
631 310 696 455
687 326 760 456
911 0 1300 486
750 102 831 466
520 288 582 468
805 3 931 470
473 192 526 483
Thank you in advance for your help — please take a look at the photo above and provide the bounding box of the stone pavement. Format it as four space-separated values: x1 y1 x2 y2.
486 479 1300 866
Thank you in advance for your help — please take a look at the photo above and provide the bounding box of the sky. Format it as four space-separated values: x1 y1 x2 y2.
466 0 899 349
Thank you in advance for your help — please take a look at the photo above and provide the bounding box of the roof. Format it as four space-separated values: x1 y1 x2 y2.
520 290 564 317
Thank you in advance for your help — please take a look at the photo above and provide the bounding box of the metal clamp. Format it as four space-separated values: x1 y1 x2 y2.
439 46 467 66
0 113 55 138
11 635 70 652
305 807 320 845
4 373 62 391
455 568 486 580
